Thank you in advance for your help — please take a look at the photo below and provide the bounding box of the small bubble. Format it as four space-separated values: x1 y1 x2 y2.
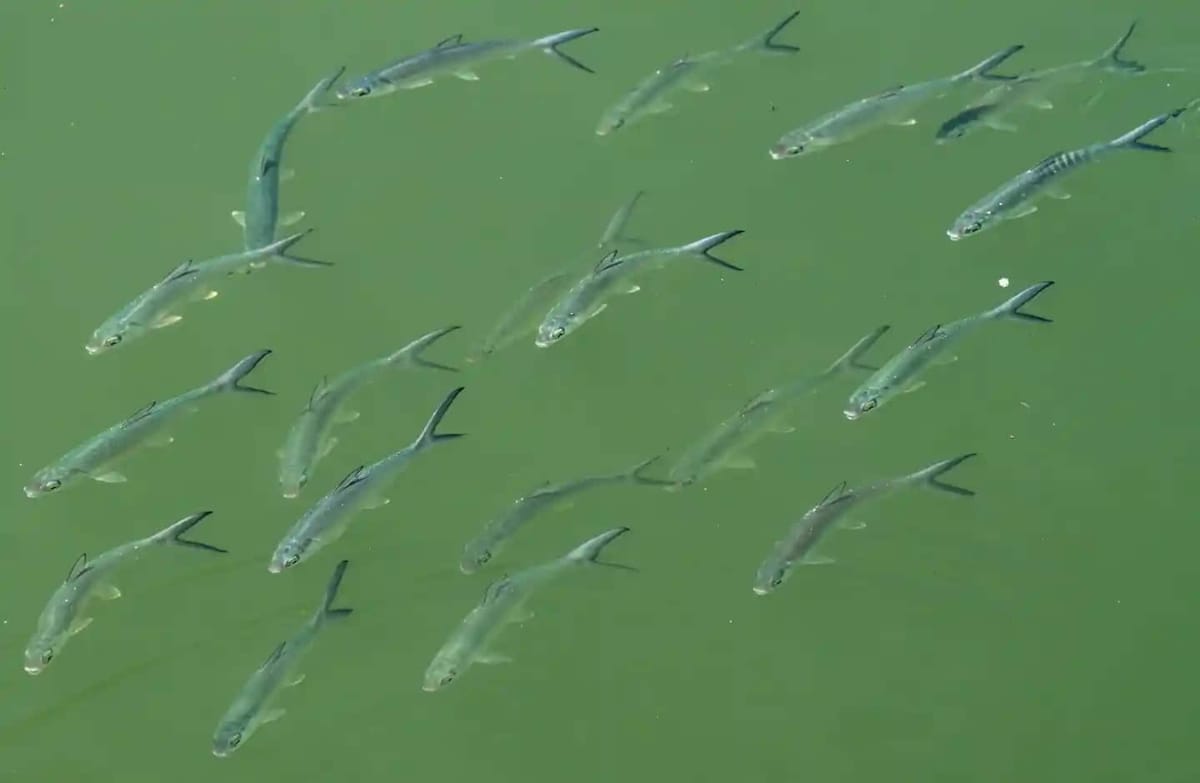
998 276 1010 288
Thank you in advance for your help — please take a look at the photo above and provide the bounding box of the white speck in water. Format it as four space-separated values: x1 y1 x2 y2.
998 276 1010 288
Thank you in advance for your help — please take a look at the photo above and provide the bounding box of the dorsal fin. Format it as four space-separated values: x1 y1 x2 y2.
121 401 158 428
818 481 849 506
261 641 286 668
335 465 367 491
910 325 942 347
872 84 905 100
1032 150 1068 175
482 576 513 605
307 377 329 410
163 260 198 284
65 553 89 583
435 33 463 49
593 249 622 274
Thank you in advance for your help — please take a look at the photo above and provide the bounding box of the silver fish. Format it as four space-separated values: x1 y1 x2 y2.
460 457 669 574
25 350 275 497
212 560 353 757
948 105 1189 240
769 43 1022 159
336 28 599 100
752 454 975 595
845 282 1055 420
278 325 460 498
597 10 800 135
269 386 466 572
233 68 343 250
86 230 329 354
669 325 890 486
25 511 226 673
536 230 744 347
425 528 633 692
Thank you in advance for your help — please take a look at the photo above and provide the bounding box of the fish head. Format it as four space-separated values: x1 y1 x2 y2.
595 114 626 136
947 210 989 241
843 387 882 420
422 657 459 692
23 637 59 675
268 538 310 574
24 468 69 498
935 120 970 144
211 721 248 757
768 132 812 160
85 329 127 355
752 559 790 596
334 76 376 101
278 457 309 500
534 313 573 348
458 543 493 575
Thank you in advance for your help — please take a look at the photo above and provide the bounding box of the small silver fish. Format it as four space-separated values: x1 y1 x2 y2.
278 325 460 498
25 350 275 497
947 105 1189 240
233 68 343 250
536 229 744 347
769 43 1023 159
86 231 330 354
425 528 633 692
25 511 226 673
597 10 800 135
460 457 669 574
752 454 975 595
336 28 599 100
845 282 1055 420
669 325 889 486
212 559 353 757
269 386 466 572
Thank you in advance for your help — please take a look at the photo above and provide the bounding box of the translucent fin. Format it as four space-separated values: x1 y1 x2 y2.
93 471 127 484
363 497 390 510
261 708 287 724
625 284 641 294
231 210 247 227
901 381 926 395
682 81 711 93
768 423 796 434
334 409 360 424
281 210 306 226
286 674 306 687
279 168 295 183
68 617 93 636
1045 188 1072 201
1009 204 1039 220
507 608 534 624
985 119 1018 132
152 314 183 329
889 117 918 126
147 432 175 447
318 436 339 459
721 454 757 470
454 70 480 81
405 78 435 88
648 101 674 115
200 290 219 301
839 520 867 531
800 555 835 566
96 583 122 600
475 652 513 665
1027 98 1053 110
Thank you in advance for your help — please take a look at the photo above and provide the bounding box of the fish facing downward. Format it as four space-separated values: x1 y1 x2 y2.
269 387 467 573
336 28 599 100
212 560 353 757
947 104 1191 240
845 282 1055 420
752 454 976 595
278 325 460 498
25 511 227 674
25 350 275 498
425 527 634 692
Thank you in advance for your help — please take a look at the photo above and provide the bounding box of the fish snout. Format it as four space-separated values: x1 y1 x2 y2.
24 663 44 675
267 561 284 574
842 408 860 421
946 229 963 241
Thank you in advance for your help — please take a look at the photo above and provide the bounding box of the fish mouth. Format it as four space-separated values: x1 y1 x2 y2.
946 230 962 241
533 339 551 349
211 748 230 758
281 489 299 500
267 562 283 574
752 586 769 596
768 149 786 160
23 487 40 499
422 683 439 693
842 409 860 421
84 344 102 355
24 664 43 675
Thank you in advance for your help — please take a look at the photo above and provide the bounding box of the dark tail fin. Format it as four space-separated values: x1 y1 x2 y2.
678 230 745 271
154 511 228 553
1109 105 1191 152
565 527 637 571
532 28 599 73
988 281 1054 323
746 10 801 54
1095 20 1146 74
960 43 1025 82
827 324 891 374
416 386 466 447
387 325 461 371
908 453 977 496
319 559 354 622
210 349 275 395
627 456 675 487
263 228 333 268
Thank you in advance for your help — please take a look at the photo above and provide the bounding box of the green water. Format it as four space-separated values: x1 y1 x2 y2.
4 1 1200 780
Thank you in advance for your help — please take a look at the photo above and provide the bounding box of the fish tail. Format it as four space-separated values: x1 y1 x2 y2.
1094 20 1146 74
746 9 801 54
906 453 978 496
416 386 467 447
154 510 229 553
264 229 334 268
959 43 1025 82
532 27 599 73
387 325 461 372
210 349 276 395
301 66 347 112
677 229 745 271
565 527 637 571
1108 106 1191 152
827 324 891 374
318 559 354 622
988 281 1055 323
627 456 675 487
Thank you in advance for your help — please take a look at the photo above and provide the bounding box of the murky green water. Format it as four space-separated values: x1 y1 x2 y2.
4 1 1200 780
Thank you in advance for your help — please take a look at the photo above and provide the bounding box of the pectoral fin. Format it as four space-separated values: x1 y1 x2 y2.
475 652 513 665
1045 188 1071 201
261 708 287 725
363 497 390 510
720 454 757 470
96 583 122 600
68 617 94 636
683 81 711 93
93 471 128 484
279 168 295 183
286 674 306 687
889 117 918 126
318 437 339 459
801 555 835 566
147 432 175 447
1009 204 1039 220
404 78 435 88
768 423 796 434
647 101 674 115
281 211 306 226
507 608 534 624
838 520 867 531
152 314 184 329
901 381 927 395
231 210 247 228
625 284 642 294
334 409 360 424
1027 98 1053 110
453 70 480 81
985 118 1019 132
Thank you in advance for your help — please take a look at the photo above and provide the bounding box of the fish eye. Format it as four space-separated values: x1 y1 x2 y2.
770 574 784 588
861 399 877 412
229 733 242 748
103 335 122 347
351 86 370 97
283 555 300 568
550 327 565 341
440 671 456 686
788 146 802 155
44 479 62 492
41 650 54 664
477 551 491 565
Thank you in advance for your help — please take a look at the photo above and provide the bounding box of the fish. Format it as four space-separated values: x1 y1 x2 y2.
24 511 227 673
86 230 330 354
269 386 467 572
597 10 800 135
845 282 1055 420
769 43 1023 159
336 28 599 100
535 229 744 347
460 457 670 574
669 324 890 486
935 21 1149 143
947 104 1190 240
232 68 344 251
212 559 353 757
425 527 633 691
25 350 275 497
752 454 975 595
278 325 460 498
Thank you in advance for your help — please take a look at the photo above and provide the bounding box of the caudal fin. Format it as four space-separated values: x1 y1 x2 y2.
678 229 745 271
959 43 1025 82
416 386 467 447
532 27 599 73
387 325 461 371
907 453 978 496
1094 20 1146 74
988 281 1055 323
154 511 229 553
565 527 637 571
210 349 275 395
319 559 354 622
263 229 333 268
826 324 891 374
1108 104 1193 152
